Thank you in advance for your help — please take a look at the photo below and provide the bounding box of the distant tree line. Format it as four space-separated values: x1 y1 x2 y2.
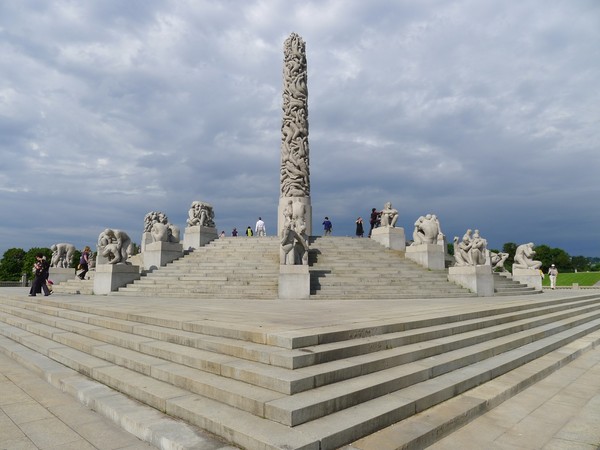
0 247 82 281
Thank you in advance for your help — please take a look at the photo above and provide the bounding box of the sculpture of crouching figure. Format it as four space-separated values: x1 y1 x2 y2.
97 228 133 264
513 242 542 270
50 243 76 268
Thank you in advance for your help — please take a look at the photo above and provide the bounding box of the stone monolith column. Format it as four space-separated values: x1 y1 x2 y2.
278 33 312 238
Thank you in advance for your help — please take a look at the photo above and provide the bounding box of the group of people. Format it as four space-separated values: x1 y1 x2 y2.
28 246 91 296
220 217 267 238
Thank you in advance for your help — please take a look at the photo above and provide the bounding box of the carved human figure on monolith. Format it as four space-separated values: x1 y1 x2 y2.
513 242 542 269
97 228 133 264
280 33 310 199
50 243 76 268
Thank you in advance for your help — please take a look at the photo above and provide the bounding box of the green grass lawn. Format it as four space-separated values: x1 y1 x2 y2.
542 272 600 287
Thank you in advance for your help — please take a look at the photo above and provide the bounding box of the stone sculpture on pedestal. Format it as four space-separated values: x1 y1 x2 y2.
411 214 444 246
513 243 542 269
50 243 76 268
452 229 489 266
186 201 215 228
143 211 180 244
380 202 399 228
97 228 133 265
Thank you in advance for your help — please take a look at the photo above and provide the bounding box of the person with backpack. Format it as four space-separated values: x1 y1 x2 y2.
322 217 333 236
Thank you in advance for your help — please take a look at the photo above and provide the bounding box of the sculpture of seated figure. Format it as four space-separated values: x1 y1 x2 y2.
469 229 488 266
186 201 215 228
380 202 399 228
490 251 509 272
513 242 542 270
453 234 472 266
411 214 443 245
50 243 76 268
97 228 133 264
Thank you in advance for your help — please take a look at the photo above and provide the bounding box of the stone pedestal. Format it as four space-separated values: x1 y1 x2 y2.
448 265 494 296
512 267 543 291
143 241 183 271
405 243 445 270
48 267 76 284
278 265 310 300
141 231 153 253
93 264 141 295
371 227 406 251
183 226 218 251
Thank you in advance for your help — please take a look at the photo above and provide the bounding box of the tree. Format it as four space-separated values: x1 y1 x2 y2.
533 244 573 272
22 247 52 282
571 256 591 272
502 242 518 268
0 248 26 281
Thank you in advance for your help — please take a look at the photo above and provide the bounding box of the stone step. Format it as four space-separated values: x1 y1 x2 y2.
2 304 600 450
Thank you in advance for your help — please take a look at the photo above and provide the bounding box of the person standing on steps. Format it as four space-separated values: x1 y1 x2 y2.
548 264 559 289
78 246 91 280
255 217 266 237
246 226 253 237
355 217 364 237
322 217 333 236
368 208 380 237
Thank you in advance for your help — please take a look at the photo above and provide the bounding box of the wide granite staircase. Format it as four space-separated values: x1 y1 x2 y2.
308 237 474 298
115 237 281 299
109 236 474 300
1 291 600 449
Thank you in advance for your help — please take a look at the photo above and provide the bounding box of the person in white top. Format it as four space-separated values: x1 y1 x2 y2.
548 264 559 289
255 217 266 237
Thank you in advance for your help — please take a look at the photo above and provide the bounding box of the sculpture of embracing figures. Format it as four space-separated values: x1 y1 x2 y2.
97 228 133 264
453 229 488 266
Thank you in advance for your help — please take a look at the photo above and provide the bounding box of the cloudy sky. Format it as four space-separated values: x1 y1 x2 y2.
1 0 599 259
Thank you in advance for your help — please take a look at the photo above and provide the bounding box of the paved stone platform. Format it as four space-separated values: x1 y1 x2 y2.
1 287 600 449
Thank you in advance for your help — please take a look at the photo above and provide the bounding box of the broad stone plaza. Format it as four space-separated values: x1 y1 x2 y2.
2 34 600 450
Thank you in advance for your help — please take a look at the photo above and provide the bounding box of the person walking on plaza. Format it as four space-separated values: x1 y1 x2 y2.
78 246 91 280
548 264 559 289
29 253 51 296
255 217 266 237
322 217 333 236
355 217 364 237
